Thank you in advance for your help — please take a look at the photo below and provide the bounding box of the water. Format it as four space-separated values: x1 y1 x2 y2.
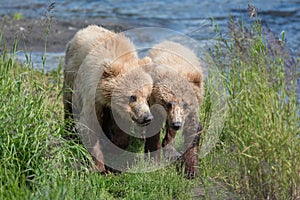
1 0 299 100
1 0 300 51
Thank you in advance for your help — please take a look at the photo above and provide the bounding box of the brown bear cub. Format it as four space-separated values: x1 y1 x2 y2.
146 41 204 178
63 25 153 172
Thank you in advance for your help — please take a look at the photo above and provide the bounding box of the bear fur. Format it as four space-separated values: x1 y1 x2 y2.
63 25 114 121
148 41 204 105
146 41 204 178
63 25 153 172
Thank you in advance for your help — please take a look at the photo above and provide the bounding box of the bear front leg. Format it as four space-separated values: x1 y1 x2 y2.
79 105 107 173
182 134 200 178
144 132 161 162
162 126 181 161
182 121 202 179
102 107 131 150
91 140 106 172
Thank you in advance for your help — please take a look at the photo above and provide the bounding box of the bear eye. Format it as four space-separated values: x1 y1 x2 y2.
129 95 137 103
166 102 173 110
183 103 188 109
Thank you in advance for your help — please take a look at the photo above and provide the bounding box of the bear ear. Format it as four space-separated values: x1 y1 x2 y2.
142 64 153 73
102 59 123 78
139 56 153 73
138 56 152 66
187 73 202 87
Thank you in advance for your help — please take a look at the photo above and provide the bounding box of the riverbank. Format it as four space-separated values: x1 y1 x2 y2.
0 16 130 52
0 11 299 199
0 18 299 199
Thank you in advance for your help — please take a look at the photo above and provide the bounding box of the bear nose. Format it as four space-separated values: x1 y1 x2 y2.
171 122 182 131
143 114 153 124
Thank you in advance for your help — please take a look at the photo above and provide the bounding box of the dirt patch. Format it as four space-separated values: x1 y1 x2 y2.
0 16 130 52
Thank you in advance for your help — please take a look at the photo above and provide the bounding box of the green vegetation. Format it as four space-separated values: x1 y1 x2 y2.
0 16 299 199
13 12 24 20
202 18 300 199
0 38 200 200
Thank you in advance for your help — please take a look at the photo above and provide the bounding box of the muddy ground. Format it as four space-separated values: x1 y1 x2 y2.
0 16 130 52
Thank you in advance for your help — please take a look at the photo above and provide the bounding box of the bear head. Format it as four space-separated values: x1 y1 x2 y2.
150 66 198 131
101 56 154 127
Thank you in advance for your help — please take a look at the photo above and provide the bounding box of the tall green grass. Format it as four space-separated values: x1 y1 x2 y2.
201 18 300 199
0 35 200 200
0 16 299 199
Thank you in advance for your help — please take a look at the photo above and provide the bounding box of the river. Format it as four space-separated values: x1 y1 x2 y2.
1 0 300 50
1 0 299 100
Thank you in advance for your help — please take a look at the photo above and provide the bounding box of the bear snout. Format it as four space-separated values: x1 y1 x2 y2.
140 113 153 126
170 121 182 131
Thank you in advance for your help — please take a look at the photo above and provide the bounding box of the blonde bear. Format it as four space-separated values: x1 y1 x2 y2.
146 41 204 178
63 25 153 172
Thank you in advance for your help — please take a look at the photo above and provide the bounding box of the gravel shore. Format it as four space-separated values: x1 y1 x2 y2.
0 16 129 52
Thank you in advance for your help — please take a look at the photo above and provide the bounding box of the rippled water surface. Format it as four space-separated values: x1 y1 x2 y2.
1 1 299 100
1 0 300 50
